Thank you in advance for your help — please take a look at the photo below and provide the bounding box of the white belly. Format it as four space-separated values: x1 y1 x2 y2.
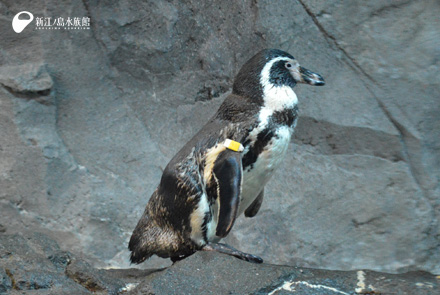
239 126 293 215
200 126 293 243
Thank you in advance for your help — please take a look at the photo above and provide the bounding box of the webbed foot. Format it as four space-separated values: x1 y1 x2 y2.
203 242 263 264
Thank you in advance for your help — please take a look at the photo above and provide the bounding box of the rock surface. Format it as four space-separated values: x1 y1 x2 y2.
1 232 438 295
0 0 439 276
0 232 124 294
129 252 439 295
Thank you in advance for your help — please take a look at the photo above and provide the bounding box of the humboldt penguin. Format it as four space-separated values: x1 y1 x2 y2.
129 48 325 264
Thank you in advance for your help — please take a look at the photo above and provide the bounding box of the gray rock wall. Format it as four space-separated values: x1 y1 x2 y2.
0 0 439 274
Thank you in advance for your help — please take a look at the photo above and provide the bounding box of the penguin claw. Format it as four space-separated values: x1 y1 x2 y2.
243 253 263 264
203 242 263 264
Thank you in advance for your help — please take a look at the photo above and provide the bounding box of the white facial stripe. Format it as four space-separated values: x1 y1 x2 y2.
259 57 298 112
260 56 291 87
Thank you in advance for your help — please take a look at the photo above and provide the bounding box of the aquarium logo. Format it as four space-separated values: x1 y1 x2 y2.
12 11 34 33
12 11 90 33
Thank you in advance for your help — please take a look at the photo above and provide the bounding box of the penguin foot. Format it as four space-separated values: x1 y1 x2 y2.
203 242 263 264
170 255 187 263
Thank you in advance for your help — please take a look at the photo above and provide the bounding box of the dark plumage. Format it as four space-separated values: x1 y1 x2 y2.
129 49 325 264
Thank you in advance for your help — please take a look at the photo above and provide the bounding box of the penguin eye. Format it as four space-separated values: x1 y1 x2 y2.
285 62 292 69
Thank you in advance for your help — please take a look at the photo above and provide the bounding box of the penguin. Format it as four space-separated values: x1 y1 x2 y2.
129 48 325 264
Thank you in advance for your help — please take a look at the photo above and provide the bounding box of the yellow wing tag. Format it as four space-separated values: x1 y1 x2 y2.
224 139 244 152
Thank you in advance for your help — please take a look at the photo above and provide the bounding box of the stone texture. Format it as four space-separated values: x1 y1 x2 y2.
2 233 437 295
128 251 439 295
0 232 124 294
0 0 439 276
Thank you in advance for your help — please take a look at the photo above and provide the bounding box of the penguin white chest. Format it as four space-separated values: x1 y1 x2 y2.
239 125 293 214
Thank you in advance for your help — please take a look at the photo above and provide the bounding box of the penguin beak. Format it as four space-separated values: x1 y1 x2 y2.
298 66 325 86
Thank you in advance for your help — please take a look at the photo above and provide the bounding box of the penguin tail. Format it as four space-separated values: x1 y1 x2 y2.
129 244 151 264
128 208 181 264
128 232 150 264
128 213 157 264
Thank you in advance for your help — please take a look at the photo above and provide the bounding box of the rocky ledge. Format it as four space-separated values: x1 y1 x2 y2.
1 232 438 295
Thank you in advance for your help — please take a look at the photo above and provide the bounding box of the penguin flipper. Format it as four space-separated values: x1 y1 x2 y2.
244 188 264 217
212 150 242 238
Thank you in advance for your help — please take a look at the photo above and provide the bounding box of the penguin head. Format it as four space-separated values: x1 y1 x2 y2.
232 49 325 106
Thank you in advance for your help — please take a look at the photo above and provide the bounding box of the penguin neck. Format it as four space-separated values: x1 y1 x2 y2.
244 86 299 153
259 55 298 113
258 84 298 126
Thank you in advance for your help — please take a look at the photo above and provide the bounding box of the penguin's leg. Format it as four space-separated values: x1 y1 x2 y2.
202 242 263 263
244 188 264 217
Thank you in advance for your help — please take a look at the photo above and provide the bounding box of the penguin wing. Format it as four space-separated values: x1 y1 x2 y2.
212 149 242 238
244 188 264 218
